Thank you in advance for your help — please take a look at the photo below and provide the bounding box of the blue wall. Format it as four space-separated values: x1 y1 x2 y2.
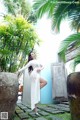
40 64 53 104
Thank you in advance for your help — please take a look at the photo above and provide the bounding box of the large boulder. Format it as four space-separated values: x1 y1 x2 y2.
0 72 18 120
67 72 80 120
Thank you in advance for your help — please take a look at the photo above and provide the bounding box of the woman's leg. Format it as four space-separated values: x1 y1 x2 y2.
40 77 47 89
33 78 47 113
33 104 37 113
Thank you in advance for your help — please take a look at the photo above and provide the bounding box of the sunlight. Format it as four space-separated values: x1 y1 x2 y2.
35 15 74 65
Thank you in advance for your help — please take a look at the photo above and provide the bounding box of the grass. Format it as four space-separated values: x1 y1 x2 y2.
13 103 71 120
38 104 71 120
13 112 71 120
54 113 71 120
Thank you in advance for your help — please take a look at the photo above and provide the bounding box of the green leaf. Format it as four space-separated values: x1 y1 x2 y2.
0 15 40 72
58 33 80 62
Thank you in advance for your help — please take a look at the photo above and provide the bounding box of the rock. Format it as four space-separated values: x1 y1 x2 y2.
67 72 80 120
0 72 19 120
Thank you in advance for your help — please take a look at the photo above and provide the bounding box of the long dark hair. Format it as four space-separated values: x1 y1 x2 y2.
28 51 34 73
28 51 34 62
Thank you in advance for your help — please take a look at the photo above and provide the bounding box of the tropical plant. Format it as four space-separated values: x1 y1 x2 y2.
0 15 40 72
33 0 80 69
3 0 37 23
70 55 80 71
33 0 80 31
58 33 80 61
4 0 31 17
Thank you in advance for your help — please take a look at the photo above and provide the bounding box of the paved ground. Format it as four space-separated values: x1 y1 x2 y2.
13 101 71 120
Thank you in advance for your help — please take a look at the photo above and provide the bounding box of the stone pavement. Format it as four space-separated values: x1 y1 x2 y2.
13 101 71 120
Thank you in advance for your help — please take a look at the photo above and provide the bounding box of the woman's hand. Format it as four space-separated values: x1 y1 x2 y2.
15 71 21 77
36 66 44 73
40 65 44 70
37 69 41 73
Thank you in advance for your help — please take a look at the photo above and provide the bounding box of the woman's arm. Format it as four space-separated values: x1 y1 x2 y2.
17 61 31 73
40 64 44 70
35 65 44 73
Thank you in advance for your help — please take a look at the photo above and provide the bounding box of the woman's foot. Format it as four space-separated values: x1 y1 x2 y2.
33 107 37 113
35 112 40 116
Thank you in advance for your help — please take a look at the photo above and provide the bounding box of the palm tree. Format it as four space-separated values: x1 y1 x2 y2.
33 0 80 69
3 0 37 23
3 0 31 18
58 33 80 61
33 0 80 31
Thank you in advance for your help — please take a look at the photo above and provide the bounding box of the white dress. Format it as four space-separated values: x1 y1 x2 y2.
18 60 42 110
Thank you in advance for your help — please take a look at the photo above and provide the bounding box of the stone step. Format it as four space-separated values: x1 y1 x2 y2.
38 111 49 116
24 108 32 113
15 109 24 114
48 105 70 112
13 117 20 120
47 116 63 120
35 117 47 120
45 110 64 114
19 106 28 110
28 112 41 118
28 118 33 120
57 104 69 108
18 113 29 119
15 106 21 110
61 101 69 105
14 103 71 120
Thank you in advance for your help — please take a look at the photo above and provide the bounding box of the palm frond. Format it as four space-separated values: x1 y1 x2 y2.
33 0 80 32
69 12 80 31
70 55 80 71
51 4 68 31
33 0 57 18
4 0 16 15
58 33 80 61
74 56 80 69
51 0 78 31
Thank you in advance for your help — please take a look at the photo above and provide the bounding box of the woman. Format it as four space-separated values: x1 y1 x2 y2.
17 50 47 114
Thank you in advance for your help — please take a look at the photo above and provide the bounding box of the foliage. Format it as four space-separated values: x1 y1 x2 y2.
4 0 31 17
0 15 40 72
58 33 80 61
33 0 80 70
3 0 37 23
33 0 80 32
70 55 80 71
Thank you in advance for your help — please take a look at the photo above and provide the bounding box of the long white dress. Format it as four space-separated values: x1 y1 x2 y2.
18 59 42 110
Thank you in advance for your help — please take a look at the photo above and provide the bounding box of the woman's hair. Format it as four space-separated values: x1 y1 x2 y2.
28 51 34 73
28 66 33 73
28 51 34 62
